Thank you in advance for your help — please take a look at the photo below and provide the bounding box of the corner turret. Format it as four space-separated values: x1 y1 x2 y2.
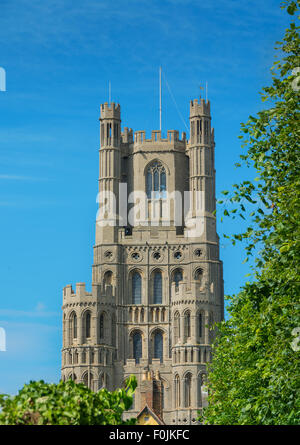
100 102 121 148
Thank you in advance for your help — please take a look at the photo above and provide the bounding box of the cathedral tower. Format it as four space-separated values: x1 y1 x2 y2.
61 97 224 425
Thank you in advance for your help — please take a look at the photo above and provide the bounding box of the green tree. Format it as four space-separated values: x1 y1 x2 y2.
201 0 300 425
0 375 137 425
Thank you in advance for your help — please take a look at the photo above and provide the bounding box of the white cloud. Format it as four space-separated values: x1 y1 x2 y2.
0 174 47 181
0 304 60 318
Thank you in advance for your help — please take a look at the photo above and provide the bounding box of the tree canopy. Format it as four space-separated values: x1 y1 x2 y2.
0 376 137 425
201 0 300 425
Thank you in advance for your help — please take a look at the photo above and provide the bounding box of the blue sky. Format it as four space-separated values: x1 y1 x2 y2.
0 0 292 395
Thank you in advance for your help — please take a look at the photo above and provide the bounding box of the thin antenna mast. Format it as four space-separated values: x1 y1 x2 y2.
206 81 208 102
109 81 111 104
159 66 162 132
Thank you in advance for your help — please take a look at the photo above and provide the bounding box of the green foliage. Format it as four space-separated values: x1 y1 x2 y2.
0 375 137 425
201 1 300 425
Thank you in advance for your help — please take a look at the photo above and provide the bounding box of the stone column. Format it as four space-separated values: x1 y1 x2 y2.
191 374 197 408
172 376 176 409
180 314 185 343
181 376 185 409
144 331 149 361
92 314 97 344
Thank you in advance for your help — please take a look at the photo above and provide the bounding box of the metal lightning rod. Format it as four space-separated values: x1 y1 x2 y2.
159 66 162 132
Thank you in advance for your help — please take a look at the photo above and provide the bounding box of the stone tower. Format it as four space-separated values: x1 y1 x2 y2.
61 98 224 425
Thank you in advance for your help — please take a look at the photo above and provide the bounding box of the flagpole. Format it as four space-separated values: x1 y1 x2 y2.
159 66 162 132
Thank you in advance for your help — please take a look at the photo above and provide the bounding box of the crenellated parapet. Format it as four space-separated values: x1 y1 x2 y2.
189 98 210 118
100 102 121 120
62 282 116 308
132 129 187 151
121 127 134 144
62 280 118 390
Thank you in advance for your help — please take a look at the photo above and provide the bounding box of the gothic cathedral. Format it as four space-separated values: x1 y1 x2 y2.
61 98 224 425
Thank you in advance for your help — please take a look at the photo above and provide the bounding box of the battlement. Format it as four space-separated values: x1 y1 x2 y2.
100 102 121 120
190 98 211 118
133 129 186 146
121 127 134 143
63 282 115 303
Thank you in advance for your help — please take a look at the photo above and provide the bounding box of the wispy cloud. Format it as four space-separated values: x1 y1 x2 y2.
0 174 47 181
0 0 285 64
0 303 60 319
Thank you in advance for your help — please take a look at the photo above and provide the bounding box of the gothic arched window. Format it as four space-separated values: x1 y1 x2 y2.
184 310 191 340
133 331 142 364
175 374 180 408
198 312 203 339
153 270 162 304
184 373 192 407
154 331 163 362
195 268 203 285
85 311 91 339
69 312 77 342
132 272 142 304
104 271 112 285
146 161 167 199
82 372 93 389
69 373 77 383
172 268 183 290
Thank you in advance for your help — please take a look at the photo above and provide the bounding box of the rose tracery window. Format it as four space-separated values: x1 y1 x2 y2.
146 162 166 199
